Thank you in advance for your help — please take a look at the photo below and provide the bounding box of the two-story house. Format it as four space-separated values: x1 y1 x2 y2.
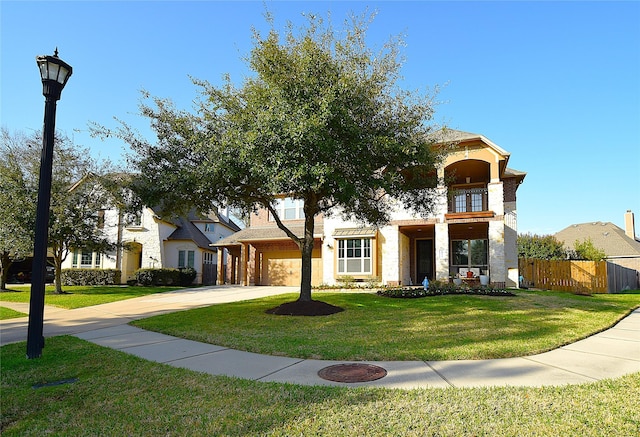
62 207 241 285
214 130 525 288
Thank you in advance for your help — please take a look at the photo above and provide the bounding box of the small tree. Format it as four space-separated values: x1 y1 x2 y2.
1 129 115 293
97 11 446 307
0 129 36 289
572 238 606 261
517 233 566 260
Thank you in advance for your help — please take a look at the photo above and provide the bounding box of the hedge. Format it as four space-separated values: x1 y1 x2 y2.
133 268 197 286
134 268 181 286
61 269 122 286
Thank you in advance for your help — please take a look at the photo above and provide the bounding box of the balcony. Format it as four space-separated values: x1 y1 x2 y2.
446 187 494 219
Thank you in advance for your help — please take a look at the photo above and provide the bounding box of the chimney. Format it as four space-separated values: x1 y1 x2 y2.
625 210 636 240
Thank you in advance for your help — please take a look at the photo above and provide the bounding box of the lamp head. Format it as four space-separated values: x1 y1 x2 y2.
36 48 73 100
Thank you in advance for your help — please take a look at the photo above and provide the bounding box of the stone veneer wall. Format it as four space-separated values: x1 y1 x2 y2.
488 220 506 287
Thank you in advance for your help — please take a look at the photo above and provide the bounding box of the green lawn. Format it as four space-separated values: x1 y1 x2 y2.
0 285 185 309
0 307 26 320
1 336 638 436
133 290 640 361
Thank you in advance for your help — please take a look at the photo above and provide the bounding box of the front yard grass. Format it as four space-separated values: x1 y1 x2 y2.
0 307 26 320
1 336 638 436
0 285 185 309
133 290 640 361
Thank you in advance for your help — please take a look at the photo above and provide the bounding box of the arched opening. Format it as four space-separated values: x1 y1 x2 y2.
445 160 491 214
122 242 142 283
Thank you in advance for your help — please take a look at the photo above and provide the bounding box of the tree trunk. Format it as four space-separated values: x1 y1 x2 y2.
53 251 64 294
298 200 317 302
0 252 11 290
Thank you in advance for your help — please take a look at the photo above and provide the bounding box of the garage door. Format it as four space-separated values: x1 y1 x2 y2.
262 250 323 286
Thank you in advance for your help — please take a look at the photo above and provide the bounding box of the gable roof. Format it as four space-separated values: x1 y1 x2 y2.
431 129 526 182
183 209 242 232
167 217 215 251
214 224 324 247
555 221 640 258
431 128 510 158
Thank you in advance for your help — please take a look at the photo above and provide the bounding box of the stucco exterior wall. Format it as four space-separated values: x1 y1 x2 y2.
163 240 205 283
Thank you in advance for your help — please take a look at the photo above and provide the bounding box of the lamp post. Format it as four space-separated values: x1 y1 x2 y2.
27 49 72 359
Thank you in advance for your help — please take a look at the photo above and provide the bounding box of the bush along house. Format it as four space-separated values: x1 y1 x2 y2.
214 130 526 288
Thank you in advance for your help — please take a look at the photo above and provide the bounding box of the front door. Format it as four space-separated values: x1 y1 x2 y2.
416 239 433 283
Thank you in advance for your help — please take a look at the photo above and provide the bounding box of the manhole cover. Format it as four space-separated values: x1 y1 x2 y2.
318 363 387 383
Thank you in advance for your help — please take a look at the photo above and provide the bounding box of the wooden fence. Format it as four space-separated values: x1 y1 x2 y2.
518 259 608 293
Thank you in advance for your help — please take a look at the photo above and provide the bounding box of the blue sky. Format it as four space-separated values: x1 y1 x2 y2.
2 1 639 236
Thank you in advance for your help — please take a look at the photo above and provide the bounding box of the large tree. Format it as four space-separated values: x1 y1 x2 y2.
100 12 446 304
1 129 115 293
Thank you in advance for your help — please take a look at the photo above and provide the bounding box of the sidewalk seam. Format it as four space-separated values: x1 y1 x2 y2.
255 359 307 382
424 361 455 388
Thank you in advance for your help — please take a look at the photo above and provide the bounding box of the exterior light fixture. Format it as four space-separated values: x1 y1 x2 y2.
27 49 73 359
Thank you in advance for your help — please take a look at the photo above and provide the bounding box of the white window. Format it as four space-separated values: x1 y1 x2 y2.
204 223 215 233
269 197 304 221
72 250 102 268
178 250 195 268
337 238 372 274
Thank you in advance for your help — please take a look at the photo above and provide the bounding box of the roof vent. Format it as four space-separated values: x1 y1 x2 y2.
603 232 609 236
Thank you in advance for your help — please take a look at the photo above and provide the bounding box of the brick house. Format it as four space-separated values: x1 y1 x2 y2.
214 130 526 288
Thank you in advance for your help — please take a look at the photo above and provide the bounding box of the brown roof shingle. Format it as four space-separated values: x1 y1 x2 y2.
214 224 324 246
555 222 640 258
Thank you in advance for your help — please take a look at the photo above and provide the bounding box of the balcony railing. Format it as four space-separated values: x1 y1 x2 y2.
449 187 488 213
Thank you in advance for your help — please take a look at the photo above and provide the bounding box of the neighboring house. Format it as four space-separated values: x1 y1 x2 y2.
555 210 640 288
62 207 241 285
214 130 526 288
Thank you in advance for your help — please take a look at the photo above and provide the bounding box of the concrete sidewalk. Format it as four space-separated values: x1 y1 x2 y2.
0 285 297 346
2 286 639 388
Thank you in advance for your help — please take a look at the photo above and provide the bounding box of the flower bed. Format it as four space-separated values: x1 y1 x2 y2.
377 280 515 298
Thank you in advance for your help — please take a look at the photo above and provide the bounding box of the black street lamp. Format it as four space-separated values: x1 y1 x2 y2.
27 49 72 359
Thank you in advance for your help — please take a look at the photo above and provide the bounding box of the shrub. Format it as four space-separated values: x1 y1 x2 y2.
61 269 121 286
179 267 197 286
134 268 181 286
315 276 382 290
336 276 356 288
572 238 607 261
517 233 566 260
377 280 514 298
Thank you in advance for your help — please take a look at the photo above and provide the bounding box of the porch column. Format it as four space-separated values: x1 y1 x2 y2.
489 221 506 286
217 248 224 284
487 182 504 216
240 242 249 286
435 222 449 281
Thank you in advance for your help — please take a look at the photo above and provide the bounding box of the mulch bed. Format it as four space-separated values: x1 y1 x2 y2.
265 300 344 316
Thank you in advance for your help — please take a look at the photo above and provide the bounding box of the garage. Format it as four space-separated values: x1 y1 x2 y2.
260 249 323 286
